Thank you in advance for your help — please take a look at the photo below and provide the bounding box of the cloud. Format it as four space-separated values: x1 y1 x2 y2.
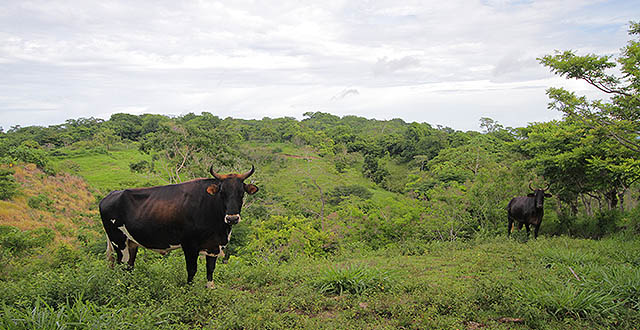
372 56 421 76
331 88 360 100
0 0 638 130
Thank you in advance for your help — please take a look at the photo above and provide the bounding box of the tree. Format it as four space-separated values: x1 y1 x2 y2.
514 119 640 214
139 117 240 183
539 21 640 153
108 113 143 141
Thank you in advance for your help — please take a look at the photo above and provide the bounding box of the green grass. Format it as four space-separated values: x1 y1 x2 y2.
50 148 162 193
2 235 639 329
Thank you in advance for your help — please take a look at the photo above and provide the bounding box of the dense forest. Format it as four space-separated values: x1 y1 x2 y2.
0 22 639 330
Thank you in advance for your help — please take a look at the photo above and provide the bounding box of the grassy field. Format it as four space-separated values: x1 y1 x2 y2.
1 235 639 329
2 146 639 329
50 148 161 193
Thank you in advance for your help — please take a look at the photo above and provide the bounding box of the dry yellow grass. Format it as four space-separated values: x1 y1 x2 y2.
1 164 98 244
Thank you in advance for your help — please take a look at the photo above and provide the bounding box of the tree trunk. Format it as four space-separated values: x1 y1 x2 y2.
605 190 618 210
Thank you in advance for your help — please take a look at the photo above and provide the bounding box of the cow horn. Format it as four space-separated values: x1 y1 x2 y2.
543 182 550 191
238 165 254 180
209 165 222 180
529 181 534 191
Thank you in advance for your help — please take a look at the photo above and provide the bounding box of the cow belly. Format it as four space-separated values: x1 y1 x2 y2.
199 229 231 258
529 216 541 225
114 221 181 255
151 245 182 256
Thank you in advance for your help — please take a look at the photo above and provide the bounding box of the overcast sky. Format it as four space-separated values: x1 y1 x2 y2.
1 0 638 131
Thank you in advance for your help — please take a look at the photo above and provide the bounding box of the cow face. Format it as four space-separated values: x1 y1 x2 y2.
207 166 259 225
527 189 552 209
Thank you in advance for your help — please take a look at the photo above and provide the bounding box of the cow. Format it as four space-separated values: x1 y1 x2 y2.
99 165 258 288
507 182 551 239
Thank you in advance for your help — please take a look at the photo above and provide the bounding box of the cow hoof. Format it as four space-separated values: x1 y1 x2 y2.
206 281 215 289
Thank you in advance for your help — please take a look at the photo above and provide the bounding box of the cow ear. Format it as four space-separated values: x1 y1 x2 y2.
206 184 220 196
244 184 259 195
527 193 535 197
544 193 552 198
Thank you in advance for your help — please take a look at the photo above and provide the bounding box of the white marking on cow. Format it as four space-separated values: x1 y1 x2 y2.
206 280 215 289
225 214 241 224
110 218 116 224
121 242 131 263
117 225 141 246
151 244 181 256
200 250 221 257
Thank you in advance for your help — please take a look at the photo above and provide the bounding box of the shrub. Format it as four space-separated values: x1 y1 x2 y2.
8 144 53 174
0 226 55 255
0 168 19 200
243 215 333 260
129 160 150 173
27 194 54 211
327 184 373 205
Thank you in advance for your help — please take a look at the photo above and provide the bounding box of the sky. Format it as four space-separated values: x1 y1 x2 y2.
1 0 638 131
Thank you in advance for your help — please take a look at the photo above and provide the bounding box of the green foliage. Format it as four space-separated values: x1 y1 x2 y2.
327 185 372 205
313 263 393 295
362 154 388 184
27 194 54 211
0 168 19 200
0 296 130 330
1 234 639 329
107 113 143 141
0 226 54 256
243 215 333 260
6 142 53 174
539 21 640 155
128 160 150 173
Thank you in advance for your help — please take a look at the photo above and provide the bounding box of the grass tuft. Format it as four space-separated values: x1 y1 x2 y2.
313 263 393 295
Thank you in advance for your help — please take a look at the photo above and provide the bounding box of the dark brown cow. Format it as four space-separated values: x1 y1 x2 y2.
99 165 258 287
507 182 551 239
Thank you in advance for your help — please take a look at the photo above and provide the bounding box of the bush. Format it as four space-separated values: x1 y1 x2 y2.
0 168 19 200
27 194 54 211
129 160 150 173
0 226 55 255
327 185 373 205
243 215 333 260
8 144 53 174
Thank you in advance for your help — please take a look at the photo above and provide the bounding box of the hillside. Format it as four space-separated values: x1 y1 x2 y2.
1 111 640 329
0 163 97 245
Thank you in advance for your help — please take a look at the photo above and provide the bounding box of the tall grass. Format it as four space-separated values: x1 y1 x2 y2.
313 263 394 295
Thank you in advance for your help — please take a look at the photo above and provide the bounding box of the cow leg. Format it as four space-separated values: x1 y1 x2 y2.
534 224 540 239
507 217 513 237
105 236 115 267
206 256 217 289
525 223 531 237
184 248 199 284
127 241 139 269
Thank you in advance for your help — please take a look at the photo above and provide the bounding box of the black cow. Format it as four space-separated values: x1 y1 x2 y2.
507 182 551 239
99 165 258 288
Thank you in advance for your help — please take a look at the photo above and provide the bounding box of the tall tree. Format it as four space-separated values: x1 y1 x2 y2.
539 21 640 153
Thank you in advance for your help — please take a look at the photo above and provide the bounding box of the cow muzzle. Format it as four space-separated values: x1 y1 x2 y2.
225 214 241 225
